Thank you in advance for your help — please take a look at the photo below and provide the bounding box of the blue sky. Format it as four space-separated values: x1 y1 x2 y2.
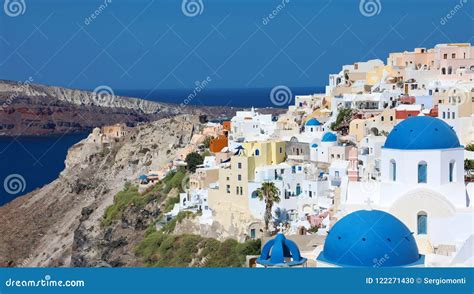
0 0 472 91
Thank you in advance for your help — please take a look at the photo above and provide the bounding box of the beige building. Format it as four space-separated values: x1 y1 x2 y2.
208 140 286 240
189 167 219 190
349 108 396 142
101 123 128 140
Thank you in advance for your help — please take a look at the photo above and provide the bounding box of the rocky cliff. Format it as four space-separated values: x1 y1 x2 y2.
0 80 280 136
0 115 200 267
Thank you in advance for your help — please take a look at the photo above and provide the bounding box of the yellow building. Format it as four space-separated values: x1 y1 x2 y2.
207 140 286 240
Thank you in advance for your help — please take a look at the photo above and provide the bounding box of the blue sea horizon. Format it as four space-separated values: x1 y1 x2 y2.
116 86 325 108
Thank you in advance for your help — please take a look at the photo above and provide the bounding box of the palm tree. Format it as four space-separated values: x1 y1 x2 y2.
255 182 281 232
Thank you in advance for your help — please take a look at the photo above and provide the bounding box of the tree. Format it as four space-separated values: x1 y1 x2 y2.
330 108 353 133
203 136 214 149
465 144 474 152
255 182 281 232
185 152 203 172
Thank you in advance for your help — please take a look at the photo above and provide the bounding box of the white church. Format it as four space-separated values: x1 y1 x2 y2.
340 116 473 258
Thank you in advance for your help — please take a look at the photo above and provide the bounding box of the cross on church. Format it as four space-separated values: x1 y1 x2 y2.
364 197 374 210
277 222 285 234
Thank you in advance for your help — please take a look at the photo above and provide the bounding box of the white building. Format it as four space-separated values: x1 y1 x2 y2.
228 107 276 149
342 116 473 253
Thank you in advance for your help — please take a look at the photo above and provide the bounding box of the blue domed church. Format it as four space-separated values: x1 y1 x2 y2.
341 116 472 255
317 210 424 267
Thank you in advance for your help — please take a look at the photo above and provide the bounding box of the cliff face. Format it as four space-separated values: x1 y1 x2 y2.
0 80 265 136
0 115 198 267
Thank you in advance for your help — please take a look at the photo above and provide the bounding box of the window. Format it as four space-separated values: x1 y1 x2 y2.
443 53 447 59
441 67 446 75
417 211 428 234
390 159 396 181
237 162 242 169
279 147 282 153
238 174 242 181
251 191 258 198
449 160 455 182
447 66 453 75
452 112 455 119
226 185 230 193
250 229 256 239
452 53 456 59
255 149 260 156
236 186 239 194
418 161 427 183
240 187 243 195
296 184 301 196
442 112 446 119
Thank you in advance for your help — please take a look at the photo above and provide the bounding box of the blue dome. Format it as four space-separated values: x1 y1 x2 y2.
311 143 318 148
322 132 337 142
306 118 322 126
317 210 423 267
257 234 307 267
384 116 461 150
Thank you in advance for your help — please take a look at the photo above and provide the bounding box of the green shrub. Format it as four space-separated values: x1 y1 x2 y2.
135 230 261 267
162 170 186 194
163 195 180 213
102 185 142 226
101 183 161 227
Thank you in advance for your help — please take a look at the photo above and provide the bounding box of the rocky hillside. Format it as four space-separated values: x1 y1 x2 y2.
0 115 201 267
0 80 282 136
